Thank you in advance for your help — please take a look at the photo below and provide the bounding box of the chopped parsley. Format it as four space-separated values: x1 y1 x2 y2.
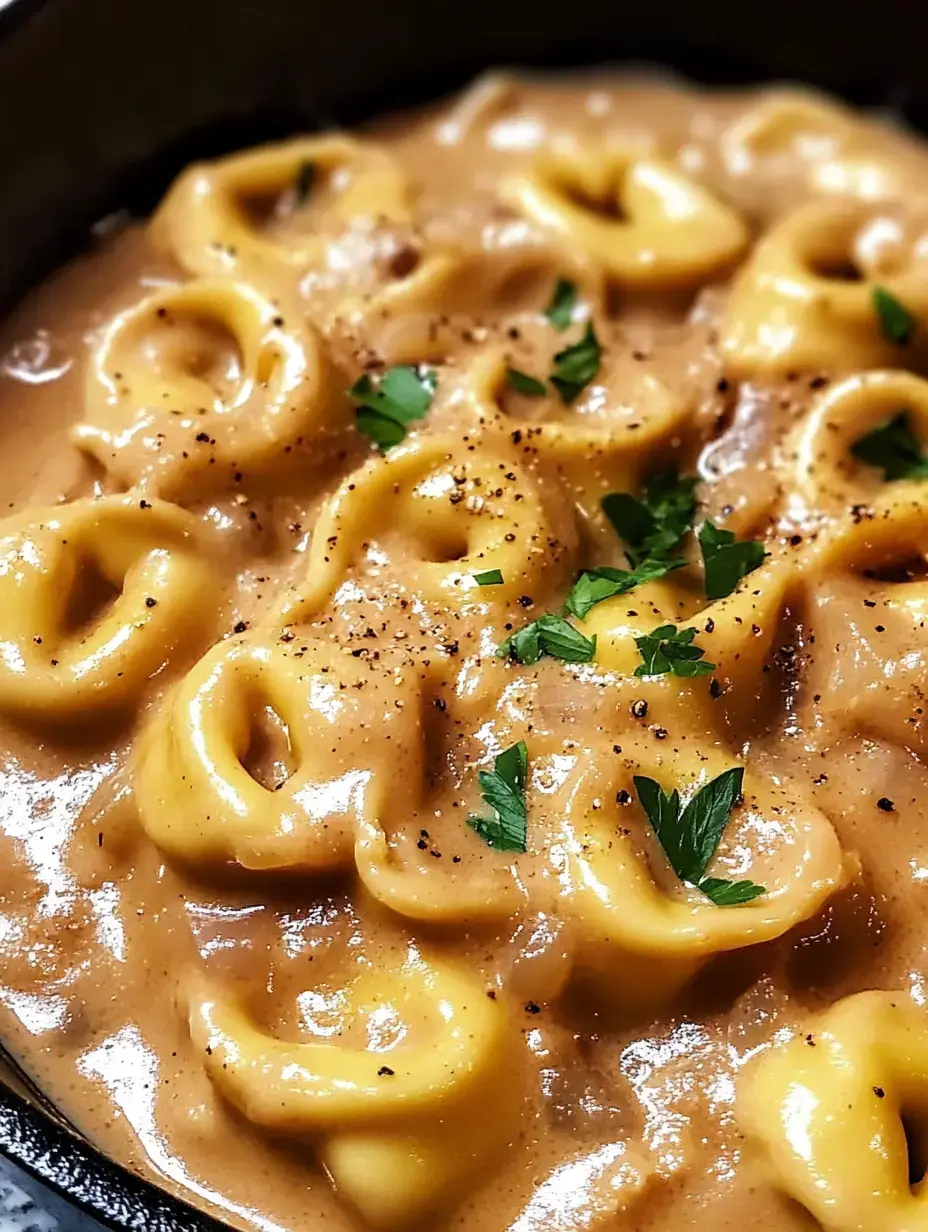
565 470 697 620
634 624 716 678
873 285 914 346
467 740 528 852
602 470 698 568
294 160 315 206
349 365 437 451
698 520 766 601
549 323 602 403
473 569 503 586
634 767 765 906
498 614 596 665
544 278 578 331
851 411 928 481
506 367 547 397
565 557 686 620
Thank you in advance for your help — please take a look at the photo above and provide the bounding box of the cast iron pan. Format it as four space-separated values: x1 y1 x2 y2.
0 0 921 1225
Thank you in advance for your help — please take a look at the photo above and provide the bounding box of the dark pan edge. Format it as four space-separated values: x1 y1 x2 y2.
0 1083 231 1232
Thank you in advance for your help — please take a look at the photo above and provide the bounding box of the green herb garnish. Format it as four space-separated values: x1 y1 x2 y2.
565 557 686 620
544 278 578 331
294 160 315 206
349 365 437 451
564 470 698 620
698 877 767 905
633 768 765 906
698 520 766 601
873 285 914 346
473 569 504 586
602 470 698 568
506 367 547 397
467 740 528 852
498 614 596 665
851 411 928 481
634 624 716 678
549 323 602 403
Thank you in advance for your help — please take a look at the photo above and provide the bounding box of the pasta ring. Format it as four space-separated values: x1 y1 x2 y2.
465 349 691 507
560 743 849 1012
151 135 411 282
502 145 747 288
721 92 855 175
722 198 928 377
740 991 928 1232
75 278 350 499
787 370 928 512
338 245 600 365
277 434 577 624
188 950 519 1229
589 552 802 733
354 816 526 924
133 635 424 872
0 496 214 723
796 489 928 751
721 91 924 207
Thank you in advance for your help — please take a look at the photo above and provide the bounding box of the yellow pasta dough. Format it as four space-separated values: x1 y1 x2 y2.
0 495 214 721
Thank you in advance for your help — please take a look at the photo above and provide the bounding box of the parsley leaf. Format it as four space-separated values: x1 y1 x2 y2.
634 624 716 678
473 569 503 586
544 278 578 331
873 285 914 346
294 160 315 206
467 740 528 852
564 470 698 620
851 411 928 481
506 367 547 397
498 614 596 665
634 767 764 906
549 323 602 403
349 365 437 451
565 557 686 620
602 470 698 568
699 877 766 905
698 520 766 601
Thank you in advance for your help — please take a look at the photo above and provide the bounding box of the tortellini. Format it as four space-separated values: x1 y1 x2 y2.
555 742 849 1012
502 144 747 288
0 496 214 722
152 135 412 284
188 950 520 1230
276 433 578 625
741 992 928 1232
76 278 350 497
134 635 425 871
722 198 928 376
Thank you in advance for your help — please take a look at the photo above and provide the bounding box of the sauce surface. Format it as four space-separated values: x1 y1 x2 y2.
1 72 928 1232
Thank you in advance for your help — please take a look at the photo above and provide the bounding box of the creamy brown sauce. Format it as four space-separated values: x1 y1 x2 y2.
1 73 928 1232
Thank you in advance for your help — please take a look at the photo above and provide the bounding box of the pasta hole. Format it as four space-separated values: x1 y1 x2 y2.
493 264 557 311
387 243 421 281
147 311 242 399
415 525 470 564
240 704 297 792
560 176 627 222
61 561 121 640
807 253 863 282
902 1110 928 1187
862 557 928 584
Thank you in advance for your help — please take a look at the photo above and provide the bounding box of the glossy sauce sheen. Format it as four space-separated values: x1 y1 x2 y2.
1 73 928 1232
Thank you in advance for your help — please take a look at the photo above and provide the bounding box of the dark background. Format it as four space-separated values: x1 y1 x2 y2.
0 0 925 304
